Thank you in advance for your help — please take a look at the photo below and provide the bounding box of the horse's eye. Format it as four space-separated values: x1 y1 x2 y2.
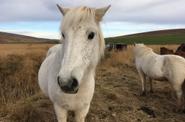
62 32 65 39
88 32 95 40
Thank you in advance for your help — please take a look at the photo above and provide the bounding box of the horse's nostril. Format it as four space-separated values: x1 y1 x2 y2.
71 78 78 88
57 76 62 86
57 76 79 93
57 76 59 82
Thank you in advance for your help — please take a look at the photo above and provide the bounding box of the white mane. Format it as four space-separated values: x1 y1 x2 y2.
133 44 153 57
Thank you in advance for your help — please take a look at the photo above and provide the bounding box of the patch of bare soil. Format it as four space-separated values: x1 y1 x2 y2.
90 64 185 122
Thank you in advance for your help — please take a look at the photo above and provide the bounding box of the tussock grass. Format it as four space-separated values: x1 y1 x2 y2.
0 50 48 104
0 44 54 121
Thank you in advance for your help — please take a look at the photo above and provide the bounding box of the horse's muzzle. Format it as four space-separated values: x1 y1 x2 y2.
57 76 79 94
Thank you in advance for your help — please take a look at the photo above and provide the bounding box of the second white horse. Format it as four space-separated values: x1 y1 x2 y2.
134 44 185 111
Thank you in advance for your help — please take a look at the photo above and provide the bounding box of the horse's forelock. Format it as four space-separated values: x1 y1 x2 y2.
63 7 95 25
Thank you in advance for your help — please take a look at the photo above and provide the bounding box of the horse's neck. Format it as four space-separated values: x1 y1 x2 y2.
138 48 157 58
52 45 64 74
80 66 96 91
150 51 159 56
55 46 63 61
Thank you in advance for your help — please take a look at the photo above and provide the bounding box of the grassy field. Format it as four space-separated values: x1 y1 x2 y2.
0 44 185 122
106 29 185 44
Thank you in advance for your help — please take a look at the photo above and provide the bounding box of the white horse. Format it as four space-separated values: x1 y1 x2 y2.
38 5 110 122
133 44 185 111
46 44 62 57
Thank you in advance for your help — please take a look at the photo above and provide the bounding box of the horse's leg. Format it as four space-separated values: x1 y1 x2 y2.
172 84 183 112
138 69 146 96
182 80 185 110
75 105 90 122
149 77 153 93
54 104 67 122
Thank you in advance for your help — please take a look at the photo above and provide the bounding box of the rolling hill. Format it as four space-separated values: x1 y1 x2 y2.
105 29 185 44
0 29 185 44
0 32 59 44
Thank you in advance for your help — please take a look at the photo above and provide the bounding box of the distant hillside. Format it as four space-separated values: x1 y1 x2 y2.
1 29 185 44
105 29 185 44
0 32 59 44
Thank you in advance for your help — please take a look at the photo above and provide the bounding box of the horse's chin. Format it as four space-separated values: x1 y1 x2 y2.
63 91 78 94
61 88 79 94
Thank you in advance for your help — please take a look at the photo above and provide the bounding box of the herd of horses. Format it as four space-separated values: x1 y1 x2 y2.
160 43 185 58
37 5 185 122
106 43 127 51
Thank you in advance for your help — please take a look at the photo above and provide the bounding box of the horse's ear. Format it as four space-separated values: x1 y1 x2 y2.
57 4 70 16
95 5 111 21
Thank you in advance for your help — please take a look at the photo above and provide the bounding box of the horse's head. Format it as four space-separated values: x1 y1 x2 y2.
56 5 110 94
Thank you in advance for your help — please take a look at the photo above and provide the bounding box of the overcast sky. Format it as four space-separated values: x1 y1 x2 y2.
0 0 185 39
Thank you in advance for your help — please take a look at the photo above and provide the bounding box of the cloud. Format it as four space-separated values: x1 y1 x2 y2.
0 0 185 24
0 0 60 22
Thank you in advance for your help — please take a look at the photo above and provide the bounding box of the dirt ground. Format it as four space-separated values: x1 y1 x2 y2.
92 64 185 122
0 44 185 122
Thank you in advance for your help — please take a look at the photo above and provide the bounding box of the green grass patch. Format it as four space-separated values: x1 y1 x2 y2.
105 29 185 44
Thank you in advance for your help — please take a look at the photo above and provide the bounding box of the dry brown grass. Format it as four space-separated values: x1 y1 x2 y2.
0 44 53 56
0 44 55 122
103 45 179 67
0 44 53 104
103 47 134 67
0 44 185 122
